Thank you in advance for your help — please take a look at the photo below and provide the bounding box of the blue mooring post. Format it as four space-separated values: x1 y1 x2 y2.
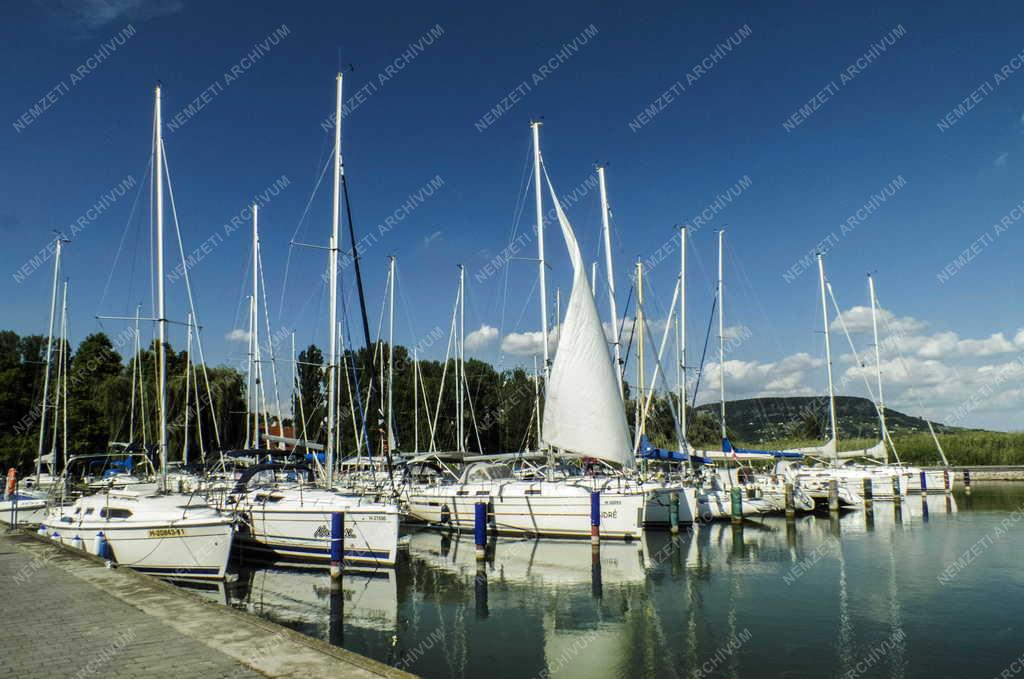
330 511 344 580
590 491 601 545
964 469 972 495
920 470 928 495
474 502 487 560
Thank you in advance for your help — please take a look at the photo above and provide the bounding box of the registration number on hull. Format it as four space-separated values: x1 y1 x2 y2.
148 528 185 538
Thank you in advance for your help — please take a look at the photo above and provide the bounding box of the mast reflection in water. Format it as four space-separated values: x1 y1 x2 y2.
180 486 1024 678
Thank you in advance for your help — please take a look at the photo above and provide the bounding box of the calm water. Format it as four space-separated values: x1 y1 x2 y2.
191 484 1024 678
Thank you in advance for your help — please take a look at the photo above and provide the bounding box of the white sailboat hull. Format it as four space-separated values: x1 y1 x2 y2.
695 489 777 520
640 485 699 527
238 503 401 568
901 468 953 494
0 494 49 526
52 518 234 579
407 480 647 539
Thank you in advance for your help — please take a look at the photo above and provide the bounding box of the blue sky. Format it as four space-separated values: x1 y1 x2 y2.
2 0 1023 430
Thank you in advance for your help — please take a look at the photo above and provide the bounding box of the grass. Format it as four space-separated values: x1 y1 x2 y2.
740 431 1024 467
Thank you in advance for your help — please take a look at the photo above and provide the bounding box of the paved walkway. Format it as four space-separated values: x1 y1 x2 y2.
0 530 414 679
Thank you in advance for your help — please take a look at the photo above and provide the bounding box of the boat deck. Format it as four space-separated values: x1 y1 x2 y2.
0 529 415 679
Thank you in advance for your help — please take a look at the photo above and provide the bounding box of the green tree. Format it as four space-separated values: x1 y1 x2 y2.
294 344 325 446
67 333 124 455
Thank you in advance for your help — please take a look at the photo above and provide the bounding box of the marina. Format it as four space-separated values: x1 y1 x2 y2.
6 484 1021 678
5 3 1024 678
176 485 1024 678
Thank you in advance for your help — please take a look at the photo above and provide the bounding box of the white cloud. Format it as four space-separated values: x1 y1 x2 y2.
831 306 926 335
226 328 251 342
995 151 1009 167
844 356 949 389
833 305 1018 362
501 330 548 357
956 332 1016 357
777 352 824 372
700 354 821 400
505 300 1024 429
916 331 959 359
465 324 498 351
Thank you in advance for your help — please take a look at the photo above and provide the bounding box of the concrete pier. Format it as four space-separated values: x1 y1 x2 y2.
0 530 415 679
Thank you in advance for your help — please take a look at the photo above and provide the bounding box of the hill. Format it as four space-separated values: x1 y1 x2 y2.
693 395 962 443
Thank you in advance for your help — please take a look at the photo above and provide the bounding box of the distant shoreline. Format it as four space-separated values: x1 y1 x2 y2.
943 467 1024 481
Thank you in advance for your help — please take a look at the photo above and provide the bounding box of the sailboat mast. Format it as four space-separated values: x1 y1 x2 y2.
817 253 839 464
457 264 465 452
129 304 139 445
387 256 396 452
53 281 68 470
184 311 193 465
245 295 254 448
531 121 550 386
326 73 343 487
597 166 623 400
717 229 726 441
679 226 687 445
413 348 419 454
868 273 889 464
61 283 68 471
252 204 262 448
155 84 168 490
635 260 645 442
35 238 62 479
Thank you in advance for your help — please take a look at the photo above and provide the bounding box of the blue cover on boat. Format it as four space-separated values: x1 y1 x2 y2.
721 437 802 459
639 435 689 462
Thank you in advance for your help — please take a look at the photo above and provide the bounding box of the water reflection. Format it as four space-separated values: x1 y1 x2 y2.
177 487 1024 678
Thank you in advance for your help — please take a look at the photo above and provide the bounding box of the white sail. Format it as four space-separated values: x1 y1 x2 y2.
791 437 837 458
835 438 886 460
541 173 633 467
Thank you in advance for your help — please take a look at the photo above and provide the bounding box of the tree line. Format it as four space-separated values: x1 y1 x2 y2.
1 329 736 472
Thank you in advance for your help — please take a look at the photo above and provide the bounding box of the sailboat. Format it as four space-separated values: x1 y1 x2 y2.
49 84 234 579
1 248 69 525
771 253 919 509
228 73 401 567
407 123 674 538
787 272 952 499
683 230 801 518
595 169 698 527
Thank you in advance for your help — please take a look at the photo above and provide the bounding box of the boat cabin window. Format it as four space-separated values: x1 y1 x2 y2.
99 507 133 519
462 463 513 483
84 508 94 516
